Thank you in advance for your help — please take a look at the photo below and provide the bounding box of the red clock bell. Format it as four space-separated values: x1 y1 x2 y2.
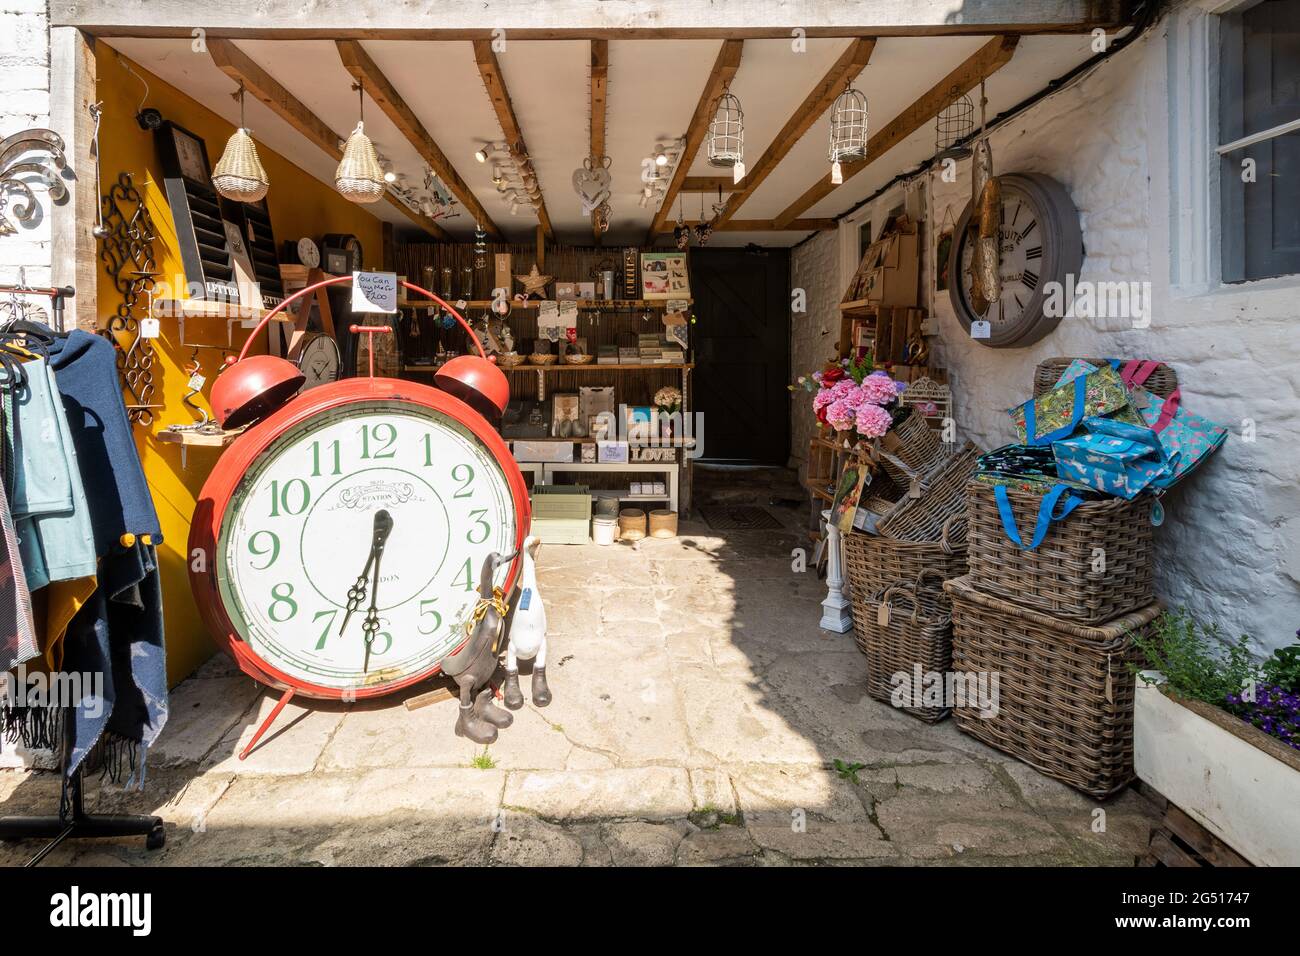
190 277 530 757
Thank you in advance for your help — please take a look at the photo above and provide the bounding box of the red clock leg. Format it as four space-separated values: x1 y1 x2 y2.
240 687 298 760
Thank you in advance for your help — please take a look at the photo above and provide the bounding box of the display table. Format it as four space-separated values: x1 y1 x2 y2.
541 461 679 514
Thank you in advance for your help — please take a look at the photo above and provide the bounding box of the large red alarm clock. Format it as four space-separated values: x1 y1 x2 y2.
189 279 530 752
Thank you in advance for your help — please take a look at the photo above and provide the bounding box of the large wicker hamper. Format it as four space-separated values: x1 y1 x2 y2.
966 480 1155 625
944 574 1161 799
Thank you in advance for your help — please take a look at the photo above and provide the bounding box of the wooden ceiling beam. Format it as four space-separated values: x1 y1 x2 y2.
589 38 608 242
714 37 875 228
206 38 452 240
472 38 555 242
681 176 741 193
657 218 835 233
775 34 1020 227
336 39 501 239
646 38 743 244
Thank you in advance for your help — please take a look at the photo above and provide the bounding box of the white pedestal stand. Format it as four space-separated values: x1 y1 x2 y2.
819 509 853 633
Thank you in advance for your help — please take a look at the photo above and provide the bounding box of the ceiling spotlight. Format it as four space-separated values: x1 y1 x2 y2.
474 147 488 163
655 151 668 166
384 170 398 183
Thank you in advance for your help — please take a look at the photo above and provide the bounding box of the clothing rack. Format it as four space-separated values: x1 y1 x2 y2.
0 284 75 331
0 699 165 866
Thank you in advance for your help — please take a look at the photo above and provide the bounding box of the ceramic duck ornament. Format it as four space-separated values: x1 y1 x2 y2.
503 535 550 709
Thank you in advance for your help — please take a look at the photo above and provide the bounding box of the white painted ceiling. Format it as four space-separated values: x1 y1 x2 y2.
104 34 1101 247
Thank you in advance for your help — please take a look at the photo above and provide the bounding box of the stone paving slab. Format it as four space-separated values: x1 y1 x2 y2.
0 503 1160 867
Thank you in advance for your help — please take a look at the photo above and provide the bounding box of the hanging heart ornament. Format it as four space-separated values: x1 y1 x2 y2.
572 156 611 216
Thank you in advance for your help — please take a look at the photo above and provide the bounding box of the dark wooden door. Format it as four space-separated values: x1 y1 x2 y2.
690 247 790 464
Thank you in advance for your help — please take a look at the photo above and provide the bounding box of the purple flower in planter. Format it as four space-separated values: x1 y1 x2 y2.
1225 682 1300 751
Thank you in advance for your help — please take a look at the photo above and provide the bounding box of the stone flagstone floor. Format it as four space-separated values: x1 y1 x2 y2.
0 509 1156 866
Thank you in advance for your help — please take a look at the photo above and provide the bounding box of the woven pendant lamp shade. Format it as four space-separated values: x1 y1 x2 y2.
212 128 269 203
335 121 386 204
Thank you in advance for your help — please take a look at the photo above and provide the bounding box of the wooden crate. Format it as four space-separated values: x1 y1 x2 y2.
1138 787 1252 868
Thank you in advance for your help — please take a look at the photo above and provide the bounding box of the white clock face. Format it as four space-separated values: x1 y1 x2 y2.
216 400 518 691
297 237 321 268
957 191 1043 329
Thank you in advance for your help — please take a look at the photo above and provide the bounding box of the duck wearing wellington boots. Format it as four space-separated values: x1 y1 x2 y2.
503 535 551 710
441 548 518 744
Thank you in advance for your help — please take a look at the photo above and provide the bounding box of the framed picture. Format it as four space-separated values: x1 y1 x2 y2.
640 252 690 300
935 228 954 292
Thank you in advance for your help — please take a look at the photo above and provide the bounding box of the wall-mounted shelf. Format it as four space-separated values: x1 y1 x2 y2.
500 362 694 373
397 298 691 311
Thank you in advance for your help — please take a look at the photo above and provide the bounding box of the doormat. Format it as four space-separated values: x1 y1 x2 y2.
699 505 783 531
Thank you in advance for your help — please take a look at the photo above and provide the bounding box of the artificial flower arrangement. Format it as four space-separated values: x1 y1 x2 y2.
653 385 682 414
791 354 906 442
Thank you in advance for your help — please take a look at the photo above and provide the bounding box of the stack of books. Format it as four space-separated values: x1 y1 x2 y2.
597 344 620 366
618 346 640 365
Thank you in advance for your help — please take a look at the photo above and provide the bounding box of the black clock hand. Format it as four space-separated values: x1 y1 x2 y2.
361 510 393 672
340 510 394 636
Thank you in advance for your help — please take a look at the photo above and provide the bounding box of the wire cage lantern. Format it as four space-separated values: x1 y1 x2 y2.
935 90 975 161
707 86 745 181
828 85 868 184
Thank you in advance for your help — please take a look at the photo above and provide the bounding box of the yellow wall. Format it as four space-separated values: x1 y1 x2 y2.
95 48 385 685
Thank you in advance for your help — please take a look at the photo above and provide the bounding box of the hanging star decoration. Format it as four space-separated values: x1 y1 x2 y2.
514 263 553 299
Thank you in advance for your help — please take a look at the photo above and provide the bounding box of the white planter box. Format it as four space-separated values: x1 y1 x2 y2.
1135 674 1300 866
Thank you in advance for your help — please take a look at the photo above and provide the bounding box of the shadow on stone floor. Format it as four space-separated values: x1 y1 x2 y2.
0 470 1158 866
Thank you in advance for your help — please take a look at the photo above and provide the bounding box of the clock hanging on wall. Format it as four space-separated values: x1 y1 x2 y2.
947 173 1083 348
189 277 528 753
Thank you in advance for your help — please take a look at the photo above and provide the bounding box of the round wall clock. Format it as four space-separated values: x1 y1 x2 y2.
947 173 1083 348
294 331 340 391
190 369 529 701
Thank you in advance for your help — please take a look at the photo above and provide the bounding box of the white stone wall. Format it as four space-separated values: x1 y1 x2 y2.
791 19 1300 653
0 0 53 287
788 229 840 474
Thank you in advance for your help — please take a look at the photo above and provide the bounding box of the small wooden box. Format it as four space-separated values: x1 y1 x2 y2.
532 485 593 545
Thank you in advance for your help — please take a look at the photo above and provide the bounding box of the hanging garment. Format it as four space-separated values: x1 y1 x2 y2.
5 356 97 590
0 478 38 673
45 330 166 783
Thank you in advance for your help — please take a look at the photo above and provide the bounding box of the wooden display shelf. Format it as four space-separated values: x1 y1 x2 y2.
156 426 245 447
153 299 286 321
397 298 691 311
838 299 878 315
502 363 694 373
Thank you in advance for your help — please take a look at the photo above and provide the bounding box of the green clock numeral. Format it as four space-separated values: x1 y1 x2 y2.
310 439 342 477
359 422 397 460
247 530 280 570
269 478 311 517
369 631 393 657
455 557 474 592
312 609 338 650
418 598 442 635
268 582 298 622
423 433 434 467
452 463 475 499
467 509 491 544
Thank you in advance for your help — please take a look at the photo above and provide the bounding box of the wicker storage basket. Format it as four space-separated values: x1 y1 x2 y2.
618 508 647 541
1033 357 1178 399
966 481 1154 625
648 509 677 538
856 569 954 723
875 441 980 540
944 574 1161 798
844 515 968 600
211 128 269 203
877 407 945 487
